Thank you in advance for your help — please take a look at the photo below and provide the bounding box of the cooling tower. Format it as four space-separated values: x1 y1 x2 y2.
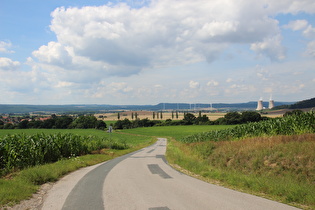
256 99 263 111
269 99 275 109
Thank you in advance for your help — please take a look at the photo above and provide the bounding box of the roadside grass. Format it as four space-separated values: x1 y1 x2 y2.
121 123 315 209
166 134 315 209
0 130 154 207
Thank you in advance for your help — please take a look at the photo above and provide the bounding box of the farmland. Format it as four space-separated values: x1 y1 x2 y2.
0 111 314 208
96 110 282 121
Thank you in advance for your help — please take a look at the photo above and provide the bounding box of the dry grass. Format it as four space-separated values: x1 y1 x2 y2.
207 134 315 182
96 111 225 121
167 133 315 208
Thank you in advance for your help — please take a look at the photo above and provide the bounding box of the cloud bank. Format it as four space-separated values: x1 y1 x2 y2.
34 0 291 75
1 0 315 104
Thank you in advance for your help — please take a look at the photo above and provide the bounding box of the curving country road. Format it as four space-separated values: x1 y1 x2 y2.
42 138 298 210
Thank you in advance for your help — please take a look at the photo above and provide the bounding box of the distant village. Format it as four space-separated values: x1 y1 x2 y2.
0 114 53 129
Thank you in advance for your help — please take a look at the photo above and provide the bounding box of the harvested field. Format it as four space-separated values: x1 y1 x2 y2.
96 111 226 121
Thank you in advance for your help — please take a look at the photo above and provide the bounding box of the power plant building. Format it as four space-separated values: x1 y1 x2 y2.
256 99 263 111
269 99 275 109
256 97 275 110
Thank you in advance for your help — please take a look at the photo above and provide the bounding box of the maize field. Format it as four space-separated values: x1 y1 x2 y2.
0 133 128 176
180 111 315 143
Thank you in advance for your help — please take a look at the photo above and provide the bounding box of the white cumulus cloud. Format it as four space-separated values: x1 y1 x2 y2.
283 19 308 31
32 42 73 66
4 0 315 104
207 80 219 86
250 35 285 61
0 41 14 53
189 80 200 89
305 41 315 57
34 0 292 78
0 57 20 71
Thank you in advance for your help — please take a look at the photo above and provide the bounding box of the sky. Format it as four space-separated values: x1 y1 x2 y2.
0 0 315 105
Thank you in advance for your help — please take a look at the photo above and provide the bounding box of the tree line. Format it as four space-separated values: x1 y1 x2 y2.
1 110 302 130
0 115 107 130
114 111 267 129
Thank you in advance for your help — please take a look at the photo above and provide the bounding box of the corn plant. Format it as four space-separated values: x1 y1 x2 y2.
0 133 129 176
180 111 315 143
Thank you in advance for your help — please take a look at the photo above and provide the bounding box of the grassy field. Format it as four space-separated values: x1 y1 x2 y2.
116 125 235 139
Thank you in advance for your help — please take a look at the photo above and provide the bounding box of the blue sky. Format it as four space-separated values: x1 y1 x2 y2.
0 0 314 105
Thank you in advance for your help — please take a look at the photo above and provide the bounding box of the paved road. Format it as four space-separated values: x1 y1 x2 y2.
42 138 298 210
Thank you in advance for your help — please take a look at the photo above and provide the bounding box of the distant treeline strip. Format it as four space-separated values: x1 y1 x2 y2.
274 97 315 109
113 111 266 129
0 115 106 130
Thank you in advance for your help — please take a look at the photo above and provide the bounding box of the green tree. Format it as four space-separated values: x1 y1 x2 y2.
117 112 120 120
183 113 196 125
153 112 155 119
196 114 209 125
4 123 15 129
95 120 107 130
224 112 242 124
42 118 56 128
17 120 29 129
241 111 262 123
70 115 98 129
55 115 73 129
114 118 132 129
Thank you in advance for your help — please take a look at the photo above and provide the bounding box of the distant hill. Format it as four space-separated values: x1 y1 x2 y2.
0 101 293 114
273 97 315 110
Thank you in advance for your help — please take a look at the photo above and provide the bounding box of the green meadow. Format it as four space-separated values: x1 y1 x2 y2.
116 125 235 139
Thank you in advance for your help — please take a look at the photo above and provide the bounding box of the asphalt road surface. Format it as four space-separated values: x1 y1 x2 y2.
42 138 298 210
